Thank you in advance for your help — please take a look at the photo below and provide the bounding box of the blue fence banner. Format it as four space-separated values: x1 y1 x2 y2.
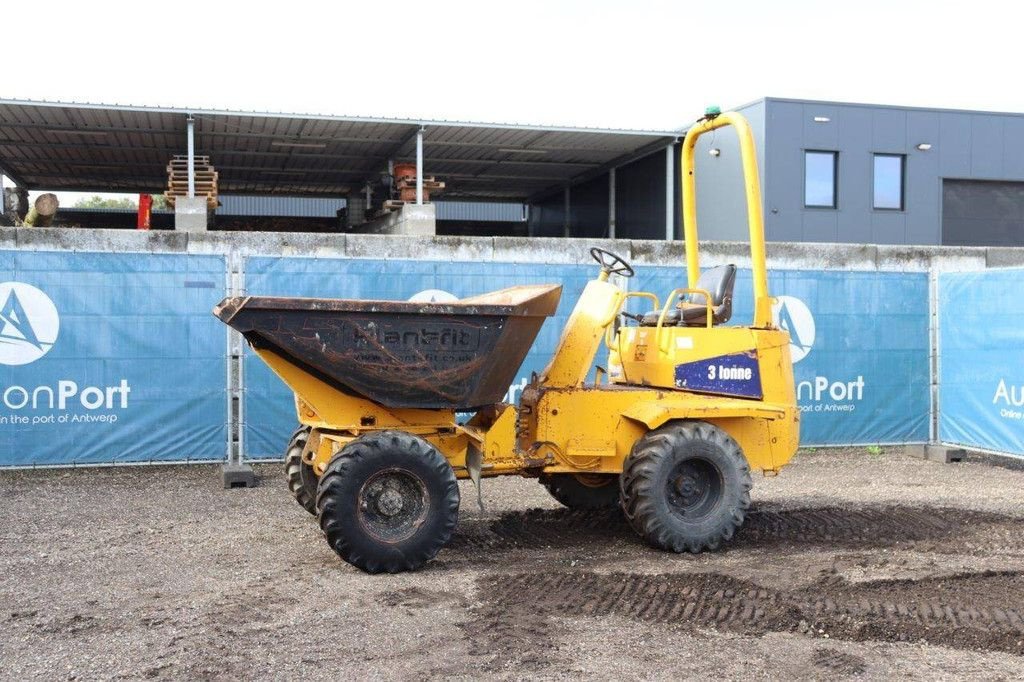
242 257 931 457
242 257 594 458
939 269 1024 457
631 267 931 445
0 250 227 466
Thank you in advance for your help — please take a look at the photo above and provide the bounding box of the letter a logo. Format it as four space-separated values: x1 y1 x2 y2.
0 282 60 365
772 295 815 363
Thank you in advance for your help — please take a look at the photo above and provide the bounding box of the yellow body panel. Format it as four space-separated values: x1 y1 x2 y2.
525 386 796 474
255 346 456 431
610 326 797 406
540 278 624 387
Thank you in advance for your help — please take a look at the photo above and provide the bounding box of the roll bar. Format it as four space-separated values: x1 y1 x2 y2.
681 111 773 328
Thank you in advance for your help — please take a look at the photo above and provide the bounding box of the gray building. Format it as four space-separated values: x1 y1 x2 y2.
549 97 1024 247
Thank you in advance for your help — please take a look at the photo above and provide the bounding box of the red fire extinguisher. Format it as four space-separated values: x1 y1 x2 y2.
137 193 153 230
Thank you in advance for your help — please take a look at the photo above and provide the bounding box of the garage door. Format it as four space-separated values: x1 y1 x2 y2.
942 179 1024 246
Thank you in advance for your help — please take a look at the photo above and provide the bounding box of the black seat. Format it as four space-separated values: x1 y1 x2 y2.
639 264 737 327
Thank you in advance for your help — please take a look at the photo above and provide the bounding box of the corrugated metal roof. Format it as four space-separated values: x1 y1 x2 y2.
0 99 678 201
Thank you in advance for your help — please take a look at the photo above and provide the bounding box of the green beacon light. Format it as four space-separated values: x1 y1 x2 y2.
704 105 722 120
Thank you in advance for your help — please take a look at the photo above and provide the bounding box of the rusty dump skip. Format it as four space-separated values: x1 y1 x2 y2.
213 284 562 409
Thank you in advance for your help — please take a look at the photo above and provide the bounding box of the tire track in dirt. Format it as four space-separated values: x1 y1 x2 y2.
449 508 625 551
474 570 1024 655
448 505 1019 555
812 648 867 676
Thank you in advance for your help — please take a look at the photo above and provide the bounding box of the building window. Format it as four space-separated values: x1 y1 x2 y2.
804 151 837 208
873 154 905 210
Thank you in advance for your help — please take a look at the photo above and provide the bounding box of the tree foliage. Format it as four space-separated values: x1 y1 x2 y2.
73 195 138 209
72 194 169 211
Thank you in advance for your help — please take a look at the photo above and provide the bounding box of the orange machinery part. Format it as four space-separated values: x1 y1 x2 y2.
137 193 153 230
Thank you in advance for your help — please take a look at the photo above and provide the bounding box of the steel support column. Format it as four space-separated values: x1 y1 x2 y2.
665 144 674 240
416 127 424 205
563 186 571 237
608 168 617 238
186 114 196 198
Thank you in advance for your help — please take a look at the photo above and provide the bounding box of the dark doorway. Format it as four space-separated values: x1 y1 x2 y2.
942 179 1024 246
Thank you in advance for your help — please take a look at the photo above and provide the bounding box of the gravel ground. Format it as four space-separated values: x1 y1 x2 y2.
1 447 1023 680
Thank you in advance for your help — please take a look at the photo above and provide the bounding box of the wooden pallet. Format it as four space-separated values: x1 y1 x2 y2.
164 154 219 210
395 175 445 203
167 156 211 167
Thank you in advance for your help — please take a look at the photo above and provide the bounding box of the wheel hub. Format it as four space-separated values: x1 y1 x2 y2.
675 476 701 501
358 469 428 542
376 487 405 516
666 457 723 518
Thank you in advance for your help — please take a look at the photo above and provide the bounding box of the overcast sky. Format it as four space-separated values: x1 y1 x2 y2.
2 0 1017 132
3 0 1019 204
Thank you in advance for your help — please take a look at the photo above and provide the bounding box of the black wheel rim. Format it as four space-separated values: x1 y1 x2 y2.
665 457 723 518
357 468 429 543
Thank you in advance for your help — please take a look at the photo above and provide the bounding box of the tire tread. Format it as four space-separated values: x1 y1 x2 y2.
284 427 316 515
620 421 752 553
316 430 460 574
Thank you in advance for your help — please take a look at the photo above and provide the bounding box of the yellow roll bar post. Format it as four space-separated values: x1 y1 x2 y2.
681 111 774 328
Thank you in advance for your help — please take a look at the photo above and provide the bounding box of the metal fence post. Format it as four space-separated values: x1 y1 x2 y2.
221 248 255 487
929 266 940 445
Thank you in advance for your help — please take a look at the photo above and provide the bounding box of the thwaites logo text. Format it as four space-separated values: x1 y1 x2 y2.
353 324 479 350
0 282 132 423
773 295 865 413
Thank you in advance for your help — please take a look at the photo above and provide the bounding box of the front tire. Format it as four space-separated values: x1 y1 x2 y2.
620 421 751 553
316 430 460 574
541 473 620 510
284 426 317 515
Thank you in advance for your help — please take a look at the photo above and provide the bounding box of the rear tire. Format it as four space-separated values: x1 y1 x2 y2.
620 421 751 553
541 473 620 510
284 426 317 515
316 430 460 574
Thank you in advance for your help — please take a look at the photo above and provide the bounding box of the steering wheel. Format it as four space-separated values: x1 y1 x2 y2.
590 247 635 278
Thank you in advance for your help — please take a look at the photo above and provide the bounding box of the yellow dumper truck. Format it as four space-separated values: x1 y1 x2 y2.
214 110 800 573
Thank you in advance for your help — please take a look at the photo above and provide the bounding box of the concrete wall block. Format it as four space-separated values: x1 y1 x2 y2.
345 234 493 262
7 228 1024 277
0 227 18 250
492 236 622 265
193 231 346 259
174 197 209 233
628 239 684 265
346 234 437 260
428 236 494 262
986 247 1024 268
701 240 755 271
877 245 986 273
355 204 436 236
14 227 188 254
768 241 878 271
